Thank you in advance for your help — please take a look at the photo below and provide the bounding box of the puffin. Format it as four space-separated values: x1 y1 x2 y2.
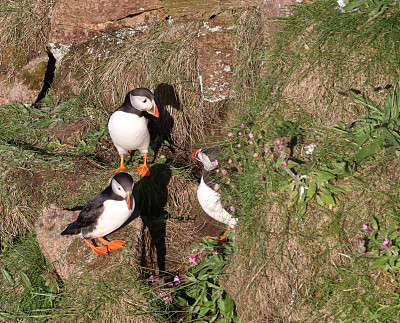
61 172 135 255
191 148 238 240
108 88 159 176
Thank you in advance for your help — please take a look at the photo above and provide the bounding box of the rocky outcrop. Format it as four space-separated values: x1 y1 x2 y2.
49 0 165 45
35 205 158 281
0 55 48 106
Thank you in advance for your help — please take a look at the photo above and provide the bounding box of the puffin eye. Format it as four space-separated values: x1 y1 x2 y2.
143 99 147 103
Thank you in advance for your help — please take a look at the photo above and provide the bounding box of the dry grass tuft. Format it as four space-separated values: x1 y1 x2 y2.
52 22 224 150
0 0 54 76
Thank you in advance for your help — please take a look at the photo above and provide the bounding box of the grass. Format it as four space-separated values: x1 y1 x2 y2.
2 0 400 321
0 0 54 76
201 2 400 321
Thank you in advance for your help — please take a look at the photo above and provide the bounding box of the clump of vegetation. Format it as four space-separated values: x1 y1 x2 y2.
147 235 240 322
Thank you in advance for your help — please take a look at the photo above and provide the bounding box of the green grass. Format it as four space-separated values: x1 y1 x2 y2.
2 0 400 321
0 233 61 321
199 2 400 321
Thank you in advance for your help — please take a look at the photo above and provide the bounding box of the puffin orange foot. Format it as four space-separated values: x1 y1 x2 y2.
84 239 109 254
92 245 109 254
106 240 126 251
109 165 127 173
136 164 150 177
208 236 228 243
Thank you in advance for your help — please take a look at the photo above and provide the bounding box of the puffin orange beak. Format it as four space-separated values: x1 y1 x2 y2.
125 192 132 210
152 102 159 118
191 149 200 159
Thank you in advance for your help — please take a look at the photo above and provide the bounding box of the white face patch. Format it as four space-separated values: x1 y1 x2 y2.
130 94 153 112
111 178 125 198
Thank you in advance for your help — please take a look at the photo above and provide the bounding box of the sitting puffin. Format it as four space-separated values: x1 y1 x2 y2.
61 172 134 255
191 148 238 240
108 88 159 176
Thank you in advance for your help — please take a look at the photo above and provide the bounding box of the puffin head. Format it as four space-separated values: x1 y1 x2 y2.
128 88 159 117
191 148 219 171
111 172 134 210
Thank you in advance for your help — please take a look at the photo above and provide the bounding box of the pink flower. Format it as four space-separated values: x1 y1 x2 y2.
214 183 220 191
264 147 269 152
274 145 279 150
237 144 241 149
228 132 233 137
228 158 233 164
238 132 243 136
240 123 245 129
248 140 254 145
221 169 228 175
282 160 288 167
149 275 155 281
212 159 219 166
189 256 198 265
383 240 390 246
174 275 181 286
168 283 173 287
213 292 219 297
248 133 254 139
253 153 259 158
229 206 236 212
158 291 165 297
163 296 173 304
362 224 374 232
259 176 264 181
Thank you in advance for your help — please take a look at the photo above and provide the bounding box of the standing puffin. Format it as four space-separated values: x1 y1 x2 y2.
108 88 159 176
191 148 238 239
61 172 135 255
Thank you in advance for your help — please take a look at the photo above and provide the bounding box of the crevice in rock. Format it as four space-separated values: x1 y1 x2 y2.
114 7 163 22
35 51 56 104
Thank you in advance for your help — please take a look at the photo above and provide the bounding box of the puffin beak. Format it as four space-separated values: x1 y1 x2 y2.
148 102 159 118
191 149 200 159
125 192 132 210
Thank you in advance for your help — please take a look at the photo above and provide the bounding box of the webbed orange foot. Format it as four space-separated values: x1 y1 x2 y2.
84 239 109 254
136 164 150 177
108 165 127 173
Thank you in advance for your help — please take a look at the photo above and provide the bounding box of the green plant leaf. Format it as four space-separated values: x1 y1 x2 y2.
354 138 383 163
371 217 379 230
314 170 336 181
20 272 31 289
370 256 390 270
1 268 14 286
308 180 317 198
319 190 335 207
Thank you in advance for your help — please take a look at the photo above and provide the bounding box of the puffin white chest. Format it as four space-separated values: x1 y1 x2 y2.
89 199 134 238
108 111 150 154
197 177 237 228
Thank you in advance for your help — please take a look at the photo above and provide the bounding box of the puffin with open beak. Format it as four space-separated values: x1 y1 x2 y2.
191 148 238 241
108 88 159 176
61 172 135 254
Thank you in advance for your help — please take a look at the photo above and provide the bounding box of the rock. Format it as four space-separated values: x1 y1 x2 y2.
35 205 158 281
197 21 236 102
261 0 298 37
161 0 261 22
49 0 165 45
0 55 48 106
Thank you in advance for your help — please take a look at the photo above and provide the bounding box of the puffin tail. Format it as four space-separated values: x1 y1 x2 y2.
61 221 81 236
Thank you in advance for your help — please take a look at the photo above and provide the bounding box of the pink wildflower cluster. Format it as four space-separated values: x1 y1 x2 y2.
149 274 183 305
188 251 205 266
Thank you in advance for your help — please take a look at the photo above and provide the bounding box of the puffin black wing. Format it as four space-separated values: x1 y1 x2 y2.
61 187 114 236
